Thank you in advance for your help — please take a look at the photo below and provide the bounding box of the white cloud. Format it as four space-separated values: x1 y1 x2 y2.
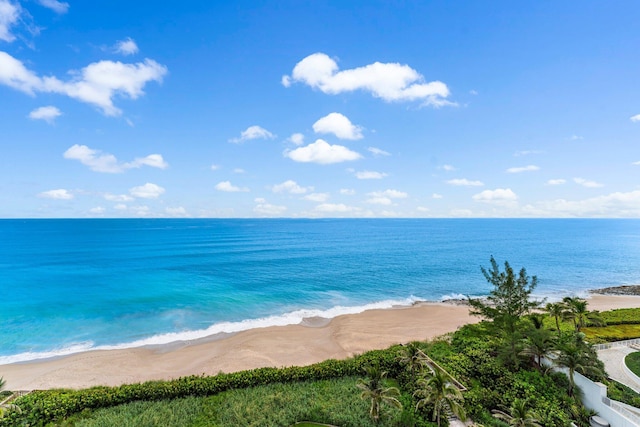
288 133 304 145
114 203 127 210
355 170 387 179
285 139 361 164
210 164 220 171
104 193 134 202
115 37 138 55
340 188 355 195
417 206 430 212
568 135 584 141
369 189 408 199
89 206 105 215
546 179 566 186
631 114 640 123
165 206 189 217
506 165 540 173
282 52 452 106
368 147 390 157
215 181 249 192
38 188 73 199
28 105 61 124
129 182 165 199
472 188 517 203
0 52 167 116
254 201 287 216
524 190 640 218
233 168 245 174
432 193 443 199
37 0 68 14
229 125 275 143
366 197 392 205
573 177 604 188
312 112 363 140
303 192 330 202
0 0 20 42
271 180 310 194
63 144 168 173
440 164 456 171
314 203 359 213
446 178 484 186
633 161 640 166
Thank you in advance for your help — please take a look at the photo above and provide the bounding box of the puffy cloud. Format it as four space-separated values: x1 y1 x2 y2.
366 189 407 205
0 0 20 42
254 200 287 216
506 165 540 173
165 207 189 217
215 181 249 192
472 188 517 202
271 180 310 194
28 105 61 124
524 190 640 218
89 206 105 215
115 37 138 55
573 177 603 188
314 203 359 213
129 183 165 199
104 193 134 202
340 188 355 195
432 193 443 199
288 133 305 145
630 114 640 122
368 147 390 156
63 144 168 173
355 170 387 179
210 164 220 171
312 112 363 140
0 52 167 116
446 178 484 186
439 164 456 171
633 161 640 166
285 139 361 164
229 125 274 143
37 0 68 14
417 206 430 212
282 52 452 106
114 203 127 210
546 179 566 186
38 188 73 199
303 192 330 202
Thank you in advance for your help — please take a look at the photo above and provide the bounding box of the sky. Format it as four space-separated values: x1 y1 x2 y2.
1 1 640 218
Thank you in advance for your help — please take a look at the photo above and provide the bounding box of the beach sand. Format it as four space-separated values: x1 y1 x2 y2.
2 294 639 391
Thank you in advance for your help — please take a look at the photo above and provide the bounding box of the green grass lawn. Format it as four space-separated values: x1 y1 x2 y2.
59 377 407 427
582 324 640 343
626 352 640 378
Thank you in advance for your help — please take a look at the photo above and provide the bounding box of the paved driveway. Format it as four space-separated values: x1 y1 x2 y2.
597 346 640 393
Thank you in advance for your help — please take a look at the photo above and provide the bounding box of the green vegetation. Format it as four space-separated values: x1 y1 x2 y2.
3 258 640 427
626 352 640 377
583 324 640 343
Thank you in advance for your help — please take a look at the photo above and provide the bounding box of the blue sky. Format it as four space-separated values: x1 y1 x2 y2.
1 1 639 218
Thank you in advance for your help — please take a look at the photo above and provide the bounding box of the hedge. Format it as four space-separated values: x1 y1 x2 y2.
0 346 403 427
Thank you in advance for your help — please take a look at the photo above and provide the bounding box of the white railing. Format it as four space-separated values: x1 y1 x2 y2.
593 338 640 350
603 397 640 426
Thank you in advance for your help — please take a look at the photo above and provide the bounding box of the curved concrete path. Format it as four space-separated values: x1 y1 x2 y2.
597 346 640 394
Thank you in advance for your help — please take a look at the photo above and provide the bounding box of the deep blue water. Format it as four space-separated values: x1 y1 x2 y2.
1 218 640 363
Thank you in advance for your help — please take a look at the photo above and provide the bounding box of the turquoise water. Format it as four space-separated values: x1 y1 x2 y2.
1 218 640 363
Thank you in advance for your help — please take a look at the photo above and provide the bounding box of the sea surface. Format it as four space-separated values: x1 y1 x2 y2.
1 218 640 364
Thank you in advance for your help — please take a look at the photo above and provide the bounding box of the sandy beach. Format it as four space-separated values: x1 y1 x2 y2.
2 294 639 391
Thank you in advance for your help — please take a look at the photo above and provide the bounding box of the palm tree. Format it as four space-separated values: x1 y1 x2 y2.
414 367 466 427
397 342 428 376
520 328 554 369
563 297 605 332
544 302 566 333
356 365 402 423
492 398 542 426
554 339 604 396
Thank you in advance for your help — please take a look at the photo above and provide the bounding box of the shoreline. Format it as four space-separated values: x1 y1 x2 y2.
2 294 640 391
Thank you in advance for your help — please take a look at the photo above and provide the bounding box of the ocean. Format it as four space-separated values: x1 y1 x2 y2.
1 218 639 364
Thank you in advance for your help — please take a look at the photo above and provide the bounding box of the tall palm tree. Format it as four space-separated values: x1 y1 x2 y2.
544 302 566 333
554 340 604 396
563 297 605 332
492 399 542 426
414 367 466 427
520 328 555 369
397 342 428 376
356 365 402 423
